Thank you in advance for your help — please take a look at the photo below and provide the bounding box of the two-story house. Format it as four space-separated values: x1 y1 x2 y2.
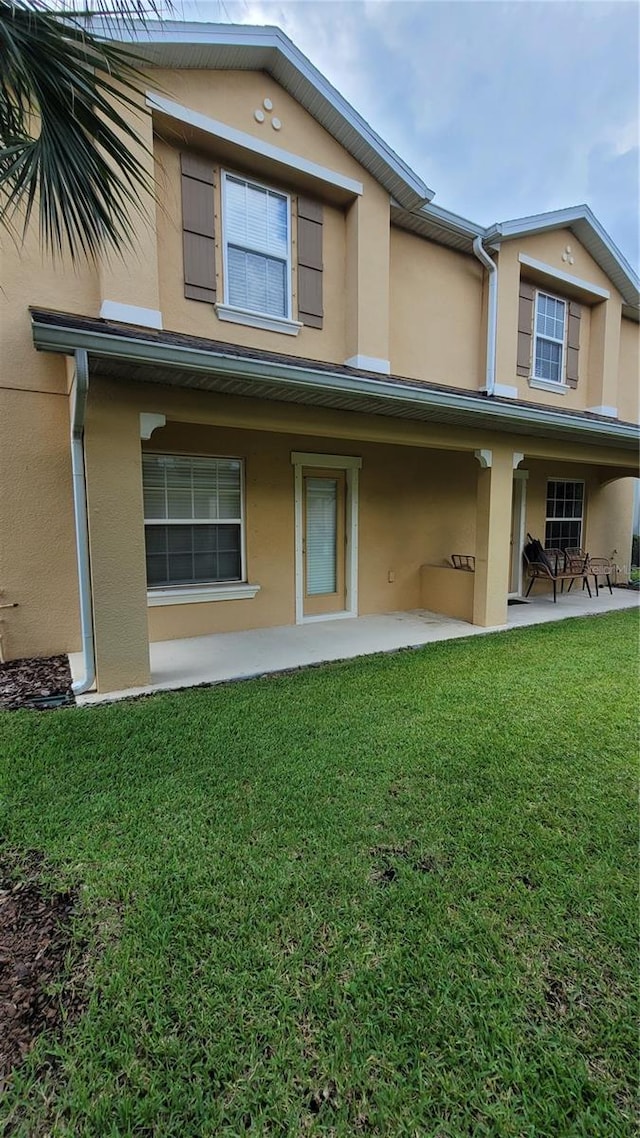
1 22 638 695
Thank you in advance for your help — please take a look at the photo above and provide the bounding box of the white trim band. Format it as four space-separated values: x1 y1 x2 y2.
529 379 570 395
345 355 391 375
588 406 618 418
148 583 260 606
215 303 302 337
290 452 362 469
100 301 163 329
518 254 610 300
146 92 364 198
493 384 519 399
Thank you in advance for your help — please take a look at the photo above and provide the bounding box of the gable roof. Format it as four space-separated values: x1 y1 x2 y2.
96 20 639 321
485 206 640 321
91 19 433 211
393 203 640 320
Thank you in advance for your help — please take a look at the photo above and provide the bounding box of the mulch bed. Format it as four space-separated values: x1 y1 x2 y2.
0 852 84 1092
0 655 75 711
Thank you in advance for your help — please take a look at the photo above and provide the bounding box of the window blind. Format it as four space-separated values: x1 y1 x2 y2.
143 455 243 587
305 478 337 595
224 175 289 318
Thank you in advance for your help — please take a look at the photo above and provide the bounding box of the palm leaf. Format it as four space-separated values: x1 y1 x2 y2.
0 2 169 260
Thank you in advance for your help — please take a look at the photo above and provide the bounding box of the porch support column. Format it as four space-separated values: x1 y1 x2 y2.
472 445 515 628
84 395 150 691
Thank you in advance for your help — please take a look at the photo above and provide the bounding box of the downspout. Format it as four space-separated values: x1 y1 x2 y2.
473 235 498 396
70 348 95 694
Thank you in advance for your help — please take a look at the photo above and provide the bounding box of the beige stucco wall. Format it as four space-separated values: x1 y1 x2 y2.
152 69 371 187
618 318 640 424
0 66 636 413
0 62 638 680
0 361 636 673
0 385 80 660
524 459 636 580
150 67 391 366
495 227 625 415
154 137 349 363
142 419 478 642
0 219 99 396
389 228 484 387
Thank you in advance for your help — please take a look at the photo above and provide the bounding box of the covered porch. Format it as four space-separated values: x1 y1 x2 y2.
71 586 639 704
29 309 639 696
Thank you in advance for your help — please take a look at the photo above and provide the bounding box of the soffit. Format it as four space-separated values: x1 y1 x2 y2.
30 308 640 453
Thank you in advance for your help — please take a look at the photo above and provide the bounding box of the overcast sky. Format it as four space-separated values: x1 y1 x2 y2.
177 0 639 272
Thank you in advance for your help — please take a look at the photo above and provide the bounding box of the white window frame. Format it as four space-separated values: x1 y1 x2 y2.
532 290 567 385
544 478 585 550
143 451 248 590
220 170 293 325
290 451 361 625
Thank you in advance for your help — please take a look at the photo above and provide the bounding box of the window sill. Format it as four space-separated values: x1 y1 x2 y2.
529 378 570 395
147 583 261 607
215 304 302 337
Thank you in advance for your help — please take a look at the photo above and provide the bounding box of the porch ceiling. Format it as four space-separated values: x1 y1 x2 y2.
30 307 640 454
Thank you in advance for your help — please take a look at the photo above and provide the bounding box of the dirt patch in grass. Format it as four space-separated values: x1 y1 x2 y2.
0 852 84 1090
369 842 449 885
0 656 74 710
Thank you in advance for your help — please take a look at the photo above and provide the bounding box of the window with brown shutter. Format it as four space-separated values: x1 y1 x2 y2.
517 281 535 376
181 154 216 304
518 281 581 388
297 196 323 329
566 301 581 388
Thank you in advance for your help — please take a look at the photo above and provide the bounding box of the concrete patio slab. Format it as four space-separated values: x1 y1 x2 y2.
70 586 639 705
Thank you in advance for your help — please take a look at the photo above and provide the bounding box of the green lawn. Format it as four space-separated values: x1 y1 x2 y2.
1 610 638 1137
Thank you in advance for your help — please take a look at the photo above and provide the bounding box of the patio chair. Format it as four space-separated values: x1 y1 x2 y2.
564 548 614 596
522 537 592 602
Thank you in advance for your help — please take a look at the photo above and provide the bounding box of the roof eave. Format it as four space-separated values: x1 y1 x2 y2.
30 313 640 452
485 206 640 316
87 19 433 210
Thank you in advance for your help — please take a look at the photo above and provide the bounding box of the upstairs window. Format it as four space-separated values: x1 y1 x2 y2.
222 173 291 319
533 292 566 384
143 454 244 588
545 479 584 550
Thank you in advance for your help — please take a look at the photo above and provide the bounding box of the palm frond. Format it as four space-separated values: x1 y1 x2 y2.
0 1 169 260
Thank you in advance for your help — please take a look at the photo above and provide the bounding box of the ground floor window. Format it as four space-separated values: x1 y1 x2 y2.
142 454 244 586
545 479 584 549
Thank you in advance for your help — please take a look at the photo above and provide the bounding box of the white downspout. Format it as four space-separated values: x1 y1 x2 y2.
70 348 96 695
473 235 498 396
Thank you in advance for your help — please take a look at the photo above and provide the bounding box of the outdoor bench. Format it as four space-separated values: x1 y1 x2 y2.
523 539 592 603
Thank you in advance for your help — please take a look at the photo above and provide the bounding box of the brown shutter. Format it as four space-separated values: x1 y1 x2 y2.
516 281 535 376
181 154 216 303
565 301 581 388
297 196 323 328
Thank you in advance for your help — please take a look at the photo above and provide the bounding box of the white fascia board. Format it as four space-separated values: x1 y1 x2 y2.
89 20 430 204
418 202 482 239
146 92 364 197
30 316 640 450
486 205 639 308
518 254 610 300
